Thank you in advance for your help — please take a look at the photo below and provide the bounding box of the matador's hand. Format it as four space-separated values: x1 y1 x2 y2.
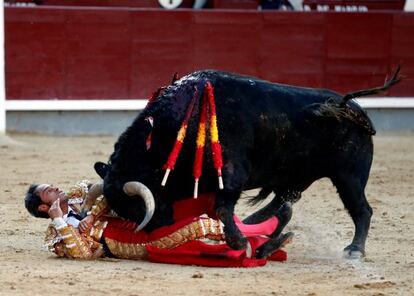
49 198 63 219
79 215 94 234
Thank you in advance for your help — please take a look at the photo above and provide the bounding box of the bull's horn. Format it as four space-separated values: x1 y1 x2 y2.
80 181 104 218
89 181 104 198
123 181 155 232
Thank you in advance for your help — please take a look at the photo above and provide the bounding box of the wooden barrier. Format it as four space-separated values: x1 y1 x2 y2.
5 7 414 100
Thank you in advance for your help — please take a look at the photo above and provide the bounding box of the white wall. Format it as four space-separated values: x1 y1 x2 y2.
405 0 414 11
0 0 5 135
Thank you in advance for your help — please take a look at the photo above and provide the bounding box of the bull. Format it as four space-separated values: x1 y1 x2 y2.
100 67 400 259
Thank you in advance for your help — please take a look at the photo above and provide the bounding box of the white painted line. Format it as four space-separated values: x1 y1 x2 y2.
5 100 148 111
355 98 414 108
4 98 414 111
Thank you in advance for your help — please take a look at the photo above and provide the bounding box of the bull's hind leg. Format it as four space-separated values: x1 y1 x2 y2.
331 174 373 259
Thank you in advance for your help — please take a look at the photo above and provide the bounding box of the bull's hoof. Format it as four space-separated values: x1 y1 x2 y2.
256 232 294 259
343 244 365 259
226 235 248 250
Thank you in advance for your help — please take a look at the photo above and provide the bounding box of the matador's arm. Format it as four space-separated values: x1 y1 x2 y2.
88 196 110 220
45 218 104 259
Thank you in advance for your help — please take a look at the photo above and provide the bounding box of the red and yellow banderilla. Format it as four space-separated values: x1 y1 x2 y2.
205 82 224 191
193 88 208 198
162 82 224 197
161 87 198 186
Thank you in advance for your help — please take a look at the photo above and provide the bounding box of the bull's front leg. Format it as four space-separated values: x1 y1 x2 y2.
215 190 248 250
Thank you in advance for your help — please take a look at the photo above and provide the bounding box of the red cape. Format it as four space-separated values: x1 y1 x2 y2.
104 194 287 267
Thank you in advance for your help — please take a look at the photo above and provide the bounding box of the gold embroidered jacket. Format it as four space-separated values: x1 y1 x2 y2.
44 182 225 260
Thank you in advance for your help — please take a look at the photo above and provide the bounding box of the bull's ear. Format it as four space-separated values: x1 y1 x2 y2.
94 162 110 179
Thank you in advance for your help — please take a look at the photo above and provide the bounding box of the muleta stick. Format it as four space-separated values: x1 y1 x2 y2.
161 87 198 186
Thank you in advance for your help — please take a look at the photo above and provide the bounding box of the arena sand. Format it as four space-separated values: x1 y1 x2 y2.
0 134 413 296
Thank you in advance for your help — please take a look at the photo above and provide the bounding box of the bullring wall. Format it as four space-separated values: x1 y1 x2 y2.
5 7 414 100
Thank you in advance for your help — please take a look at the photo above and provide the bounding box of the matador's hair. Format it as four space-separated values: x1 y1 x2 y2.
24 184 49 219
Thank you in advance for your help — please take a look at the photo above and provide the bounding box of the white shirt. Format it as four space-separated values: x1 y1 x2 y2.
62 206 80 228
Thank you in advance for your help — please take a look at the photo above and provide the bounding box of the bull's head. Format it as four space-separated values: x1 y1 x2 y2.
94 161 156 232
101 112 171 232
102 76 201 232
94 168 157 232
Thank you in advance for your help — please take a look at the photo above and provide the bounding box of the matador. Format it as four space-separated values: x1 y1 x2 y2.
25 180 293 267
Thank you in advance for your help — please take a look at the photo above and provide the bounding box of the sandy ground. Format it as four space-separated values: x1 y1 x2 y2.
0 133 413 296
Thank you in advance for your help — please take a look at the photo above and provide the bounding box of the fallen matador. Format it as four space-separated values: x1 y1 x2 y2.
25 180 293 267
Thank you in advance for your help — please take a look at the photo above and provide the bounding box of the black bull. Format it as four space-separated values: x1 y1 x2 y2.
101 69 400 258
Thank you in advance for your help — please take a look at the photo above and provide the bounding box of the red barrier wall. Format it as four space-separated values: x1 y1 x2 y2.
5 7 414 100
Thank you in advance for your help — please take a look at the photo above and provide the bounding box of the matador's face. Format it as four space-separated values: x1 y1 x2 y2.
35 184 66 206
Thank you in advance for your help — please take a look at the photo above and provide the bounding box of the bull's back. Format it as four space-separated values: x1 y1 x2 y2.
188 70 372 189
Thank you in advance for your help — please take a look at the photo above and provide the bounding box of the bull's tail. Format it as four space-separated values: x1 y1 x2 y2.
307 66 402 136
339 65 402 107
246 187 273 206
